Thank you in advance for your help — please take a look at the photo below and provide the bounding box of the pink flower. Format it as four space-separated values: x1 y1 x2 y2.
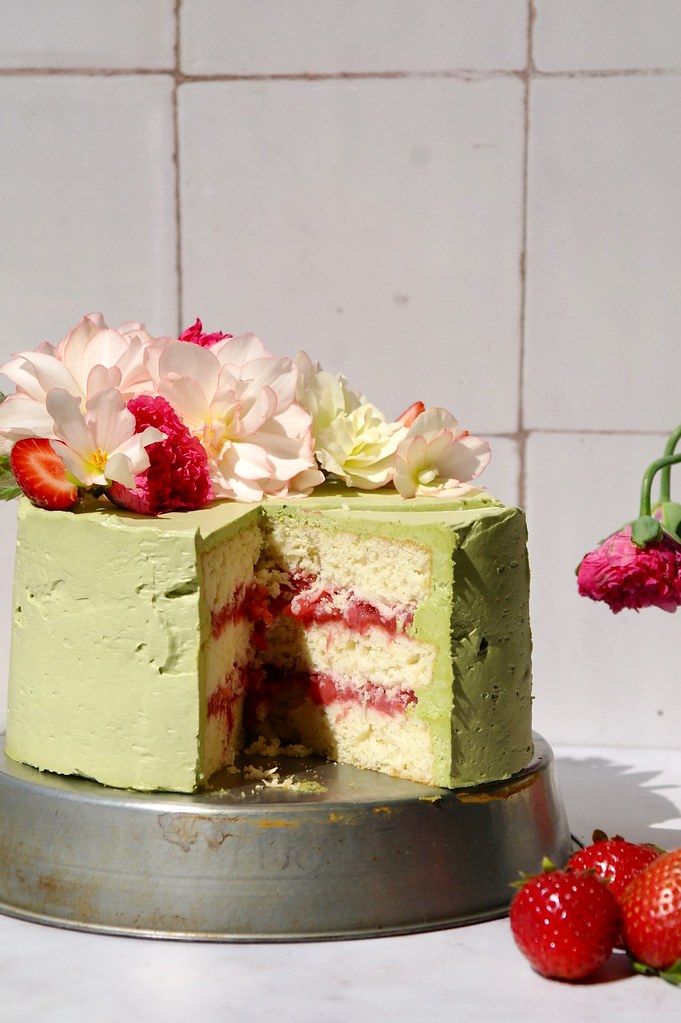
394 408 490 499
180 319 233 348
0 312 169 449
577 526 681 613
46 388 163 489
149 335 321 501
107 396 213 515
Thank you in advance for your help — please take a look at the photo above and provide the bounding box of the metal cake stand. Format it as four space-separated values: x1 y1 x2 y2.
0 732 571 942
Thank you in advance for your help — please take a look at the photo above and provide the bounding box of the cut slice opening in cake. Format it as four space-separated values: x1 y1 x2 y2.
198 512 440 786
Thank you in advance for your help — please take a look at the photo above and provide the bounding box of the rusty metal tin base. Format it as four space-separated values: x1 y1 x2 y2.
0 732 570 942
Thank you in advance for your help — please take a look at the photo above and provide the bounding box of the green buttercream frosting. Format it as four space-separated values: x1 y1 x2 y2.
6 487 532 792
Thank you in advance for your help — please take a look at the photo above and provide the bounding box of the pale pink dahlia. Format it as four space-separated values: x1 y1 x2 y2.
149 336 322 501
576 526 681 613
108 395 213 515
180 319 232 348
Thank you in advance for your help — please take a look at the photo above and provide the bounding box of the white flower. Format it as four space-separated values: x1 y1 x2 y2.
295 351 406 489
394 408 490 499
0 312 166 447
152 335 320 501
294 351 365 425
46 388 163 489
315 402 407 490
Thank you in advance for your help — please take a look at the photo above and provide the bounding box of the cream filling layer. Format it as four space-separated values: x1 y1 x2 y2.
260 618 436 691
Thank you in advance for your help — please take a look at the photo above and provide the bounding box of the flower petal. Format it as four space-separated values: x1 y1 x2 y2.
86 388 135 454
0 393 56 441
394 453 417 498
0 356 48 400
437 435 491 483
240 356 297 410
8 350 81 399
237 385 279 436
104 451 137 489
159 341 220 402
218 333 270 367
46 389 94 458
158 375 211 432
87 364 122 399
407 407 459 441
58 313 108 375
80 329 127 382
50 439 98 487
229 441 274 480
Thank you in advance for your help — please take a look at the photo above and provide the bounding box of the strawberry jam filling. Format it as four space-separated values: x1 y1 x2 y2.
211 573 413 642
209 574 418 728
211 582 273 639
207 665 262 727
247 670 417 720
307 672 417 715
281 572 414 635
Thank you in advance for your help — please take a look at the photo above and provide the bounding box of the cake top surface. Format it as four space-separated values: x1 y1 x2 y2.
0 312 500 522
17 484 511 539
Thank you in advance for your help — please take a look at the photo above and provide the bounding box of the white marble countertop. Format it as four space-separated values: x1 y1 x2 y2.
1 745 680 1022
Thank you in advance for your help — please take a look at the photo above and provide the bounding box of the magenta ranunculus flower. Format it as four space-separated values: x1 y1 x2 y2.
108 395 213 515
577 526 681 614
179 319 232 348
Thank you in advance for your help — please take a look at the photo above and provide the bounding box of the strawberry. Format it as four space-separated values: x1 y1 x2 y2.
621 847 681 984
10 438 79 511
567 830 661 904
510 859 620 981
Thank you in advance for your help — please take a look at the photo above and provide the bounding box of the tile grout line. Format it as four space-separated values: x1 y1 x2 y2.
172 0 183 334
1 67 681 81
522 428 669 436
516 0 535 509
487 429 669 439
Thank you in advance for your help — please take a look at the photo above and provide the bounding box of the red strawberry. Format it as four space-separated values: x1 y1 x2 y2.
10 438 79 511
568 830 661 904
621 848 681 983
510 859 620 981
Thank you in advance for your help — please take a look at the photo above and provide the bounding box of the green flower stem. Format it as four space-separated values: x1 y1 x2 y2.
660 424 681 503
640 454 681 518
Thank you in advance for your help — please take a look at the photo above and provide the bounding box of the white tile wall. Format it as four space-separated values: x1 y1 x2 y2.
527 432 679 748
534 0 681 71
478 436 519 508
0 76 177 354
525 75 681 432
0 0 175 70
180 77 524 433
181 0 528 75
1 2 681 749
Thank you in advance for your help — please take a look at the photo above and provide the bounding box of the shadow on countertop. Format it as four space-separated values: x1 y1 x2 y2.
556 756 681 850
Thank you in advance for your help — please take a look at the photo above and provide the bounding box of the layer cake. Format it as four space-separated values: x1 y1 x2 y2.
6 486 532 792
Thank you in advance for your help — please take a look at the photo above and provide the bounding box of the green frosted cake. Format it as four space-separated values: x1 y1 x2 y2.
7 487 532 792
0 313 533 793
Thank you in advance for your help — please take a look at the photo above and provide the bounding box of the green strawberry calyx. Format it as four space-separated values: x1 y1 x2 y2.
510 857 557 890
632 958 681 986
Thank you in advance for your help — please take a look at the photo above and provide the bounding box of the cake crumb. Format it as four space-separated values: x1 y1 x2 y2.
282 743 313 758
262 775 327 794
244 736 312 758
243 764 279 782
244 736 281 757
